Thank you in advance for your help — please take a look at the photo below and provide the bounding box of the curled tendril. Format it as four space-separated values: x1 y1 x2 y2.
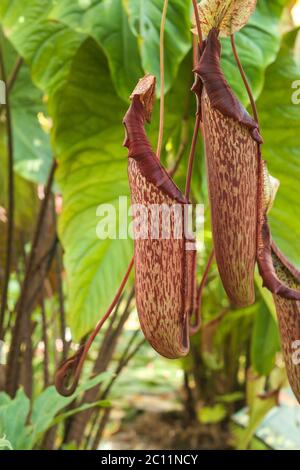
55 345 85 397
55 257 134 396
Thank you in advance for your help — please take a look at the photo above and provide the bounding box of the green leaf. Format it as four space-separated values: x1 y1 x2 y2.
0 34 51 184
0 2 86 95
52 399 111 426
251 302 280 376
217 391 244 403
31 371 111 442
127 0 191 96
257 28 300 266
0 3 83 185
0 0 51 30
49 0 143 102
254 271 277 320
49 38 132 339
198 404 227 424
236 374 278 450
0 372 111 450
0 435 13 450
0 389 33 450
10 63 52 184
221 0 289 105
0 2 197 339
49 0 191 100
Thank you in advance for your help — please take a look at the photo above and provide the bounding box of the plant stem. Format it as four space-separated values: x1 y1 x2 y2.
91 334 145 450
65 289 134 448
55 256 134 396
7 57 23 92
41 294 50 388
156 0 169 160
5 160 57 396
192 0 203 48
102 332 144 400
184 113 201 199
0 44 15 340
55 243 68 361
190 250 215 335
184 1 205 200
90 408 111 450
230 34 259 124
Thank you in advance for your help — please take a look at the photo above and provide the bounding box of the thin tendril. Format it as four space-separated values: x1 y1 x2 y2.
190 250 215 335
231 34 259 124
185 113 201 199
192 0 203 48
184 1 205 200
156 0 169 160
193 34 199 69
55 257 134 396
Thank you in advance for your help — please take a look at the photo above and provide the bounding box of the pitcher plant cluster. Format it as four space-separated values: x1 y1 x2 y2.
54 0 300 405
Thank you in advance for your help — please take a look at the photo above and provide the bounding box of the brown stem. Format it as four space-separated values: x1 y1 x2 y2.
29 236 58 277
55 243 68 361
101 333 145 400
5 160 57 396
202 307 229 330
41 293 49 388
55 257 134 396
90 408 111 450
169 79 192 178
193 35 199 69
192 0 203 48
190 250 215 335
21 314 34 398
230 34 259 124
0 44 15 340
25 236 58 316
156 0 169 160
64 289 134 447
7 57 23 93
184 113 201 199
91 335 145 450
183 371 196 421
185 2 205 200
168 119 189 177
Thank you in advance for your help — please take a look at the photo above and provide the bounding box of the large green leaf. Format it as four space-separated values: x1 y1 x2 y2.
49 38 133 339
10 63 52 184
127 0 191 96
49 0 191 100
0 3 84 183
49 0 143 101
0 33 52 184
0 1 196 339
31 371 111 442
257 29 300 266
221 0 291 105
236 374 278 450
251 302 280 376
0 372 111 450
0 389 32 450
0 0 51 29
0 1 86 95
